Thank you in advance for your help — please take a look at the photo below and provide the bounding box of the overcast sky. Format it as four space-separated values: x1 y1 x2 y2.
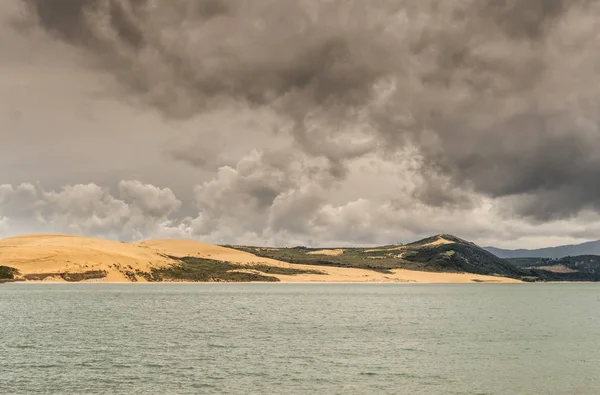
2 0 600 248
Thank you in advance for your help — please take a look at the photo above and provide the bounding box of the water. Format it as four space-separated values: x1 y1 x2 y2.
1 283 599 395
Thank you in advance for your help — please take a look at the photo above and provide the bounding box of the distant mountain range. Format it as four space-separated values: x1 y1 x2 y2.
484 240 600 259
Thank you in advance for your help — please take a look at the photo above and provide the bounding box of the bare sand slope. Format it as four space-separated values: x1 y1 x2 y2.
138 239 298 267
307 249 344 256
0 234 174 282
420 236 455 247
1 235 520 283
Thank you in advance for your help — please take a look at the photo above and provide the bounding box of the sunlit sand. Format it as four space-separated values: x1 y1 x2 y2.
1 235 519 284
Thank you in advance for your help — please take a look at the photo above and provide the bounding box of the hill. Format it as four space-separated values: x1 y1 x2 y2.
0 234 318 283
228 234 529 279
484 240 600 259
0 234 521 284
509 255 600 282
0 234 173 282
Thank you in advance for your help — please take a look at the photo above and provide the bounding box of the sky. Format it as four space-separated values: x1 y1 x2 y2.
1 0 600 249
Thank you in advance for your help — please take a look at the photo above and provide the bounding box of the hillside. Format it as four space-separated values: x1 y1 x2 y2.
484 240 600 259
0 234 174 282
0 234 323 283
509 255 600 282
228 234 529 279
0 234 521 284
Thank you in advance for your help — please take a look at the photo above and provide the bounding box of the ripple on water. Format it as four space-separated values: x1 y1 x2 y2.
1 283 599 395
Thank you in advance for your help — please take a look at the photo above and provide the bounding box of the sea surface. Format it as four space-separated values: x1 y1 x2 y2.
1 283 599 395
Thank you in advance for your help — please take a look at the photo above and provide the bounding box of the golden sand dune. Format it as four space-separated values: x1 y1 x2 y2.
307 249 344 256
0 234 174 282
0 235 305 282
137 239 289 266
420 236 455 247
0 234 520 283
364 236 455 253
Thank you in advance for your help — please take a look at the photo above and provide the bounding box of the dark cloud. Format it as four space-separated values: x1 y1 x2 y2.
107 0 145 48
477 0 569 40
20 0 392 168
22 0 97 43
191 0 231 19
18 0 600 221
22 0 388 109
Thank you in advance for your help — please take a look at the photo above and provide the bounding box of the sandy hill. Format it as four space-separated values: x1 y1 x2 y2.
0 234 521 283
0 234 174 282
229 234 528 280
0 234 292 282
137 239 291 266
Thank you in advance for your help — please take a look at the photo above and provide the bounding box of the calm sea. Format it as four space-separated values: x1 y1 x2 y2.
1 283 599 394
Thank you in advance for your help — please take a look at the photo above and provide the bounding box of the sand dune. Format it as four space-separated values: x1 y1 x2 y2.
0 234 175 282
364 236 456 253
0 234 520 283
138 239 301 268
420 237 455 247
307 249 344 256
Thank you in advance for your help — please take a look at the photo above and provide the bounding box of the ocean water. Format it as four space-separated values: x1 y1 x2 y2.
1 283 599 395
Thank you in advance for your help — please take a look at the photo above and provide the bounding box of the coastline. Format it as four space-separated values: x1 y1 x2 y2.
3 281 519 285
0 234 528 285
6 275 521 285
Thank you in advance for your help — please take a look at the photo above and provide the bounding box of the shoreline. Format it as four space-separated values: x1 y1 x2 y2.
5 280 593 285
3 234 595 285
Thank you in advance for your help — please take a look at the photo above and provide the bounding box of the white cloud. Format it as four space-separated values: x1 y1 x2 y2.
0 216 9 236
118 180 181 217
1 176 600 249
0 181 188 241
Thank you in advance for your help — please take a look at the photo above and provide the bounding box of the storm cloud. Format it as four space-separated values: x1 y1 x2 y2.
2 0 600 247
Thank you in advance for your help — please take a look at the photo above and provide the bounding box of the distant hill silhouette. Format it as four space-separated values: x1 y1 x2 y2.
484 240 600 259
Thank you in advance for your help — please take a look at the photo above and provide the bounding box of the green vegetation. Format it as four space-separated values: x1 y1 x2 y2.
135 269 154 282
3 258 324 284
112 263 138 281
242 264 323 276
520 276 540 283
0 266 20 282
149 257 278 282
22 270 107 282
226 235 529 279
226 246 404 274
146 257 324 282
509 258 557 268
510 255 600 281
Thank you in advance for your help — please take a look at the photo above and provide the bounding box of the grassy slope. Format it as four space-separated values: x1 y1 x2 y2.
227 234 531 279
137 257 324 283
0 266 20 283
